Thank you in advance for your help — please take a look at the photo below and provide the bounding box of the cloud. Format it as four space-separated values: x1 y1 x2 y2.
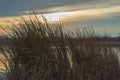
1 0 120 17
59 5 120 22
1 5 120 24
0 0 120 36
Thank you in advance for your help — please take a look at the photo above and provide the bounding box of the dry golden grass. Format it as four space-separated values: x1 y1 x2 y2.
0 15 120 80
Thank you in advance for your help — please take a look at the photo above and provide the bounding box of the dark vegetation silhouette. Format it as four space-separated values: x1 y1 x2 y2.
0 15 120 80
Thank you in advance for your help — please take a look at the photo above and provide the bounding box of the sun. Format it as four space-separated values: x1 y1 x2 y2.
43 12 67 22
40 11 82 22
41 11 79 22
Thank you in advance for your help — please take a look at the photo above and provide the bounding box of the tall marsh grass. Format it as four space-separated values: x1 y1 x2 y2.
0 15 120 80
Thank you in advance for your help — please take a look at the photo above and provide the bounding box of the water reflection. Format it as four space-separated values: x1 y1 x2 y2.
114 47 120 62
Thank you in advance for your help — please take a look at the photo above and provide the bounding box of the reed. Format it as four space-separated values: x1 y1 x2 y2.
0 15 120 80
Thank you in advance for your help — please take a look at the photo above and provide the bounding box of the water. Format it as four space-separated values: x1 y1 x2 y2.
114 47 120 62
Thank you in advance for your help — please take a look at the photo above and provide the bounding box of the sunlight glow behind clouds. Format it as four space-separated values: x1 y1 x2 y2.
0 4 120 36
41 5 120 22
1 5 120 23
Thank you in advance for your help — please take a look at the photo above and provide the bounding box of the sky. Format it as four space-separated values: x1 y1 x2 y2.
0 0 120 36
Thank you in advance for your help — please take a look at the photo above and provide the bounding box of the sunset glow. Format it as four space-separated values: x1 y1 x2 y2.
41 5 120 22
0 4 120 36
0 5 120 23
43 12 66 22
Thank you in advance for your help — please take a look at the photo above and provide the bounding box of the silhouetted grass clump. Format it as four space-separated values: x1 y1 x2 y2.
0 15 120 80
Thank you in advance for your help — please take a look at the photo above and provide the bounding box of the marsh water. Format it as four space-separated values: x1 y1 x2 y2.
114 47 120 62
